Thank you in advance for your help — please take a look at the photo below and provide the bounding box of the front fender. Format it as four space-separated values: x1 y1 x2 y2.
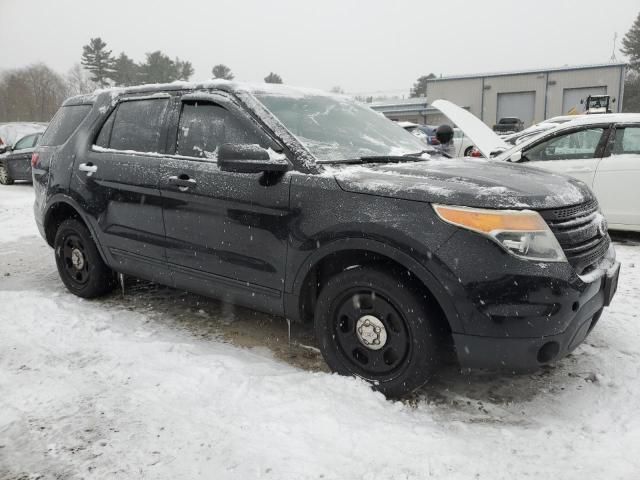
286 236 464 332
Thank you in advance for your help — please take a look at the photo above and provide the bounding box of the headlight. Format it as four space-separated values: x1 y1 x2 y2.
433 204 567 262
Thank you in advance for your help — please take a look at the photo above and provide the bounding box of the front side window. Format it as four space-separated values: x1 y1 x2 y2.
254 92 426 162
612 127 640 155
40 105 91 146
176 101 265 159
524 127 605 161
13 134 38 150
104 98 169 152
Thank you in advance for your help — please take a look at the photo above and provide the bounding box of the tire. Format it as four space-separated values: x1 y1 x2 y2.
54 218 116 298
314 266 441 397
0 164 14 185
464 146 474 157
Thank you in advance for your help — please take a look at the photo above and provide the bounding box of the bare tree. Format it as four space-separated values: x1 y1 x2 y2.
66 64 97 97
0 63 68 122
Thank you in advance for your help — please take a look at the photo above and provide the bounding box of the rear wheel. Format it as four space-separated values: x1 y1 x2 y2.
0 164 14 185
314 266 441 397
54 219 116 298
464 146 474 157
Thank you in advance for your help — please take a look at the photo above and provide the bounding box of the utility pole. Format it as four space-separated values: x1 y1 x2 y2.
610 32 618 62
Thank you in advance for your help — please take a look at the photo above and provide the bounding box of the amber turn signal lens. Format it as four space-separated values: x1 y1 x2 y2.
434 205 547 233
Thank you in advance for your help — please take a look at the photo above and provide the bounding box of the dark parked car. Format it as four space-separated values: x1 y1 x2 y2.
0 131 43 185
33 82 620 396
493 117 524 133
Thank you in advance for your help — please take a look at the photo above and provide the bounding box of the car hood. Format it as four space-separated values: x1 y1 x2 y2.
431 99 508 157
329 158 592 209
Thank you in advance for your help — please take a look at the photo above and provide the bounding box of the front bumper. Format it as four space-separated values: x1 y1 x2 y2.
453 259 620 372
431 228 621 372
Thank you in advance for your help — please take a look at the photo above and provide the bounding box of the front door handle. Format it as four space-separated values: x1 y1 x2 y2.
168 175 197 192
79 162 98 176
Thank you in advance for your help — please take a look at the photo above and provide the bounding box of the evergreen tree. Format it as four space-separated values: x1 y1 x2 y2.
409 73 436 98
174 58 194 81
330 86 345 94
622 72 640 112
264 72 283 84
111 53 139 87
139 51 178 84
81 38 115 88
621 11 640 72
211 64 234 80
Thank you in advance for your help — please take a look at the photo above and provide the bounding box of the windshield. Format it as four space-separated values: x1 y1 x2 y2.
254 92 427 162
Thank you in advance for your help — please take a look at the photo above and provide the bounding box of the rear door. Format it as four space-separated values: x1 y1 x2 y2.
520 125 609 187
70 95 171 283
593 123 640 229
159 92 291 314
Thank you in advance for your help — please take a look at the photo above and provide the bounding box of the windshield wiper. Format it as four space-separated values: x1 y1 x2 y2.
321 153 438 165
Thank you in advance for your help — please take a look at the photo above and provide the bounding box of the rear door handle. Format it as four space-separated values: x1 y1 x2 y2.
168 175 197 191
79 162 98 176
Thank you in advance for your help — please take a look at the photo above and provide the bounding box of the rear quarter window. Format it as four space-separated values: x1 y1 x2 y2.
40 105 92 146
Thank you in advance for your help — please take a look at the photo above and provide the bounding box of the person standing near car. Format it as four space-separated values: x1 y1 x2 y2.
435 124 455 157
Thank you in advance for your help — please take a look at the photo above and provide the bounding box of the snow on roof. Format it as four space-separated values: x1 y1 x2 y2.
79 79 338 104
0 122 47 146
427 62 627 82
558 113 640 126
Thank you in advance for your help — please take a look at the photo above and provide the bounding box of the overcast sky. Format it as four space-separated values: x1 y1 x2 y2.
1 0 637 95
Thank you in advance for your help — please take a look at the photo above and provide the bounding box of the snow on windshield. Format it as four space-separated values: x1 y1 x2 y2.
253 92 427 162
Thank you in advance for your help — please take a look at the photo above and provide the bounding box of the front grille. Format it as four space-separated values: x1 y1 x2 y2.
539 200 610 275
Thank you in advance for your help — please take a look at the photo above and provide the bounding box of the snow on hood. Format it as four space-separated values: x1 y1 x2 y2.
431 100 508 158
328 157 592 209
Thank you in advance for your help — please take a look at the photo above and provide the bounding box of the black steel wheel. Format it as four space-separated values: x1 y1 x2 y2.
314 266 441 397
0 164 14 185
54 218 116 298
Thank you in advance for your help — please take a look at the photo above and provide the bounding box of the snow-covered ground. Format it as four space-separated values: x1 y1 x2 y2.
1 184 639 479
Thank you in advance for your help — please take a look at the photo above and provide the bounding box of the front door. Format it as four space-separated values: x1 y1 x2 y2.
593 124 640 229
159 93 291 314
5 133 40 181
521 126 609 187
71 95 171 283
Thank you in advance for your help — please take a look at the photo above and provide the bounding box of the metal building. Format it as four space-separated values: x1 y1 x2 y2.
426 63 627 128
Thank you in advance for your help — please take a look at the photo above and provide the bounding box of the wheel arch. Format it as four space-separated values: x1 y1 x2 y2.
286 238 462 333
43 196 109 264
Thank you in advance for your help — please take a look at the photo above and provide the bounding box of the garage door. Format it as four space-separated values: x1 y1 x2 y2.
562 86 607 115
497 91 535 127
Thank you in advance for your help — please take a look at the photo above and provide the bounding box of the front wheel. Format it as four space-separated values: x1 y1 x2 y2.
314 266 441 397
464 146 474 157
0 164 14 185
54 218 116 298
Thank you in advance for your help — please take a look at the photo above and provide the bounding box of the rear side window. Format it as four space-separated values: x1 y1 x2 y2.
176 101 266 159
613 127 640 155
105 98 169 152
40 105 91 146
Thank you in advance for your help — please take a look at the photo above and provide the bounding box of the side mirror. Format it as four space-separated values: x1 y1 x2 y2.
612 98 616 103
509 151 523 162
218 143 289 174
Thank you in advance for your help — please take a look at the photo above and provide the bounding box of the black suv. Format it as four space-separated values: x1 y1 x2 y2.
33 81 620 396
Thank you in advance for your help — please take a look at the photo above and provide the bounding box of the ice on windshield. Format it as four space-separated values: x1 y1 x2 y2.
254 92 427 162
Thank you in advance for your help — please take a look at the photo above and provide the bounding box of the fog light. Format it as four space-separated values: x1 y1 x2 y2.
537 341 560 364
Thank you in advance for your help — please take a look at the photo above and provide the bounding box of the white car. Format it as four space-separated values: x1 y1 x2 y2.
432 100 640 232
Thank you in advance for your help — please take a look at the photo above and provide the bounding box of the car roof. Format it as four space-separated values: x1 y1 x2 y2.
554 113 640 128
495 112 640 161
64 80 340 107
